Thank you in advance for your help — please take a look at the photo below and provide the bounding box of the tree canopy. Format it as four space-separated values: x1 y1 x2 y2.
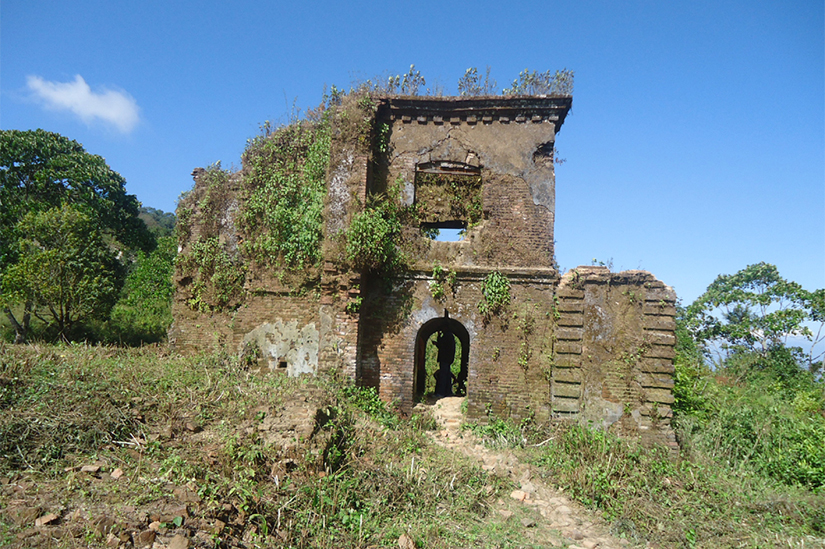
685 262 823 373
0 129 154 341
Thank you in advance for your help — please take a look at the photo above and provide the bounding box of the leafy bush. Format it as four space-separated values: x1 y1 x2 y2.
345 193 405 272
428 264 456 301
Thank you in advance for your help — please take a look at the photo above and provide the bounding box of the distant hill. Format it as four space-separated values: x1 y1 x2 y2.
138 206 175 237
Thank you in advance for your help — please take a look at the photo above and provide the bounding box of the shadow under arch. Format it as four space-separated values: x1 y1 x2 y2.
414 315 470 402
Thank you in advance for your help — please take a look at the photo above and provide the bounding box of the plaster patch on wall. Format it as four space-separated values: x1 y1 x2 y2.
411 296 477 347
581 393 624 430
319 308 341 358
524 168 554 211
413 299 442 327
327 152 354 235
242 320 319 376
587 303 613 344
400 178 415 206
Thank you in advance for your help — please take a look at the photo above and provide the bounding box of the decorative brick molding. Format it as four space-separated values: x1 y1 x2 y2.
382 96 571 132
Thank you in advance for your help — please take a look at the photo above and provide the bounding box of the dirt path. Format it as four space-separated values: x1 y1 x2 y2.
426 397 635 549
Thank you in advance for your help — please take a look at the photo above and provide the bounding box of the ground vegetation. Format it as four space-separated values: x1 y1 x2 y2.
0 344 526 548
465 263 825 547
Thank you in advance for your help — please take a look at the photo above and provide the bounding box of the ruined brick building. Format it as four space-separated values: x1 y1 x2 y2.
171 93 678 449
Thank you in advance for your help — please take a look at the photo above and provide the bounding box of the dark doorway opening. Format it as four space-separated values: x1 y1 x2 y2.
414 315 470 402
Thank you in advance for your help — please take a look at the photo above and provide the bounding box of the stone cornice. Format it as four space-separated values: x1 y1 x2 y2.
377 95 572 133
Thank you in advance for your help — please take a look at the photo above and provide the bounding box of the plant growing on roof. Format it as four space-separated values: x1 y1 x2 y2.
458 67 497 96
502 69 574 96
393 65 426 96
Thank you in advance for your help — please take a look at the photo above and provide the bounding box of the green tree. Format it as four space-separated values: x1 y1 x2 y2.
2 205 124 336
0 129 153 341
685 262 823 373
109 235 176 344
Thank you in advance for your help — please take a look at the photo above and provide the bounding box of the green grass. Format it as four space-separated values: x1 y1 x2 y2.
4 342 822 548
465 393 825 548
524 423 823 548
0 343 531 548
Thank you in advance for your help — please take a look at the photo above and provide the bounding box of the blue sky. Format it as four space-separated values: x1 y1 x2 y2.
2 0 823 304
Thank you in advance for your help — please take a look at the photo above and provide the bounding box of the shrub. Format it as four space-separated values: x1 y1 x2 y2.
345 191 406 272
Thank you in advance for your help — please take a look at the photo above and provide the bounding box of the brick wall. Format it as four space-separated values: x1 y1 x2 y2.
554 267 678 450
173 95 678 450
377 100 564 271
357 265 676 450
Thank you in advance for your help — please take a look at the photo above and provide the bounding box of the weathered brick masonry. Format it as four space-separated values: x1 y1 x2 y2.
171 94 678 450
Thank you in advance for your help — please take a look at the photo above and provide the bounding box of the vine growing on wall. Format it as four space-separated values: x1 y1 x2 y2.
239 116 331 271
176 163 233 244
176 237 246 312
429 264 457 301
514 305 536 371
478 271 511 317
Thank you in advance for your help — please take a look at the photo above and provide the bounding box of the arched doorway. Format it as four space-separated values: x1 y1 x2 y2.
414 315 470 402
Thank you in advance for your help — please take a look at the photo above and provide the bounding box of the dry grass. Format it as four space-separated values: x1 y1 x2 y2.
0 344 529 548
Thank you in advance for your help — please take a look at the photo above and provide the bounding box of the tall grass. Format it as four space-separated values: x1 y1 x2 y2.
0 344 528 548
464 354 825 548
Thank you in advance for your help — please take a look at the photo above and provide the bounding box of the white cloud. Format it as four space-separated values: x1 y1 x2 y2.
26 74 140 134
